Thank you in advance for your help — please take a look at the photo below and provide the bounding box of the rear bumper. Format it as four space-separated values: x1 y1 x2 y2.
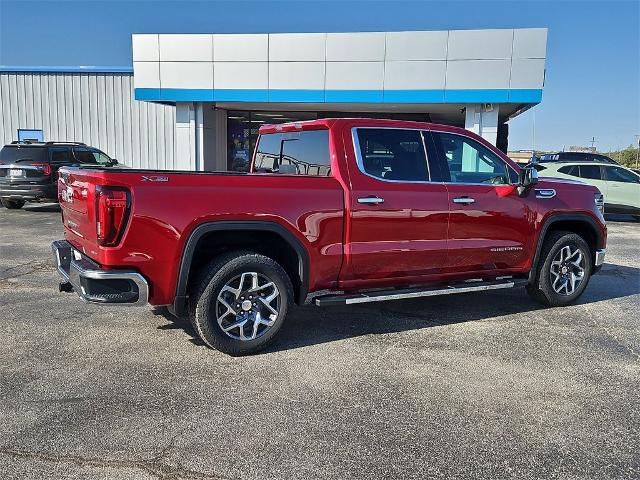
0 182 57 201
51 240 148 306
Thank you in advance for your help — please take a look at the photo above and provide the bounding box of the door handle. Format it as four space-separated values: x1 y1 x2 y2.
453 196 475 204
358 196 385 205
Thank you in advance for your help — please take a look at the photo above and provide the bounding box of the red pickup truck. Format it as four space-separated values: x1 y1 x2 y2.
52 119 607 355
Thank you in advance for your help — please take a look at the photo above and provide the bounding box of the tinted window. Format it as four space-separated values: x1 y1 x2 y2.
281 130 331 176
253 134 280 171
355 128 428 181
73 148 112 165
432 132 512 184
605 166 639 183
92 150 112 165
0 146 47 164
254 130 331 176
594 155 616 164
558 165 580 177
49 147 74 163
579 165 602 180
558 152 588 162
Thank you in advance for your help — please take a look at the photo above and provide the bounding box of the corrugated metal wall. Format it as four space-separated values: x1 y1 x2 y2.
0 72 176 169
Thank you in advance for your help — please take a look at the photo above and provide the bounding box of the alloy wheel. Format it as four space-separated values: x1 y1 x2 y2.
215 272 281 341
549 245 586 296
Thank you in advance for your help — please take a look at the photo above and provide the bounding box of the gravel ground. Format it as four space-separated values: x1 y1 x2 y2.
0 204 638 480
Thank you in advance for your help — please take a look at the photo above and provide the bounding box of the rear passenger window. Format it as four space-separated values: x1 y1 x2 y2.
558 165 580 177
355 128 428 181
254 130 331 176
579 165 602 180
49 147 73 163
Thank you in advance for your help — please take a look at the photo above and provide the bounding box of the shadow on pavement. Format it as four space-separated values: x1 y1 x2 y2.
22 203 61 213
605 214 639 223
155 263 640 353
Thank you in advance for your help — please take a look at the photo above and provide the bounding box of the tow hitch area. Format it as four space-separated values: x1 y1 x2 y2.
51 240 149 306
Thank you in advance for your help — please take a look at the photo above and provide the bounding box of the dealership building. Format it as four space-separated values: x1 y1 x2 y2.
1 28 547 171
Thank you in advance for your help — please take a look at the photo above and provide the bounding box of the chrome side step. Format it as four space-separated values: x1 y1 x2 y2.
313 278 528 307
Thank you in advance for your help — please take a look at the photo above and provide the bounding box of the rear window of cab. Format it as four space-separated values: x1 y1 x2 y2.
253 130 331 176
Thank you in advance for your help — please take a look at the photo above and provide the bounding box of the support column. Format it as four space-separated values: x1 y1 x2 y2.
175 103 227 171
464 104 499 146
202 107 227 171
175 102 197 171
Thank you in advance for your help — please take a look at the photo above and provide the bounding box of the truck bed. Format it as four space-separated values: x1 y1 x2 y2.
58 166 345 305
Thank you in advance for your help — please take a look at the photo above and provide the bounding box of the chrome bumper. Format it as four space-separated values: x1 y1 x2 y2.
51 240 148 306
595 249 606 267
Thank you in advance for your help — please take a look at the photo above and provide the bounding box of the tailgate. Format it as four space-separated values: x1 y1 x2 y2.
58 169 97 242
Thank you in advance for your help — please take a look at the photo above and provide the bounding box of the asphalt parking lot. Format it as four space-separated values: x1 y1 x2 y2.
0 205 638 480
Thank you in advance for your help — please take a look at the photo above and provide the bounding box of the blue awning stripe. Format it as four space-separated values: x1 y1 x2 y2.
134 88 543 104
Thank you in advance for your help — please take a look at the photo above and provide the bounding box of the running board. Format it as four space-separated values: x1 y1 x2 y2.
313 278 528 307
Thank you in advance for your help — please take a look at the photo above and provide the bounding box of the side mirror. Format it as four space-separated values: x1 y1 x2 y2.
110 158 118 165
517 166 539 196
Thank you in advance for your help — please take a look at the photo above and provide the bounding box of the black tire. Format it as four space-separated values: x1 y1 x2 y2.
189 251 293 355
1 199 25 209
526 231 592 307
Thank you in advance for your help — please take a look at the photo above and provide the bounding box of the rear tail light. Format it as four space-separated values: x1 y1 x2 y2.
95 186 131 246
31 163 51 176
594 193 605 214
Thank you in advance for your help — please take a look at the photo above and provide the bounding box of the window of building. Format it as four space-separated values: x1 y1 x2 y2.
355 128 428 182
254 130 331 175
17 129 44 142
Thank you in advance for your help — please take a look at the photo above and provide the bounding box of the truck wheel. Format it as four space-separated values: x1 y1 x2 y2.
1 199 25 209
189 251 293 355
526 231 592 307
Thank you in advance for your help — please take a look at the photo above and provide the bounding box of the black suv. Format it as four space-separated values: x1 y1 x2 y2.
0 141 118 209
539 151 618 164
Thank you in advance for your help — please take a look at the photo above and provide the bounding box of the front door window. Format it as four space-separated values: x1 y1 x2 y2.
431 132 517 184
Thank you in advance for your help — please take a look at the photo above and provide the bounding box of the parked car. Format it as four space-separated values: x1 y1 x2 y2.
539 151 618 164
51 119 607 355
539 161 640 218
0 141 118 209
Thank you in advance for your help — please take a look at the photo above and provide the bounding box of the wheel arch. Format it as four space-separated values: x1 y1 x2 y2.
528 213 604 283
171 221 310 316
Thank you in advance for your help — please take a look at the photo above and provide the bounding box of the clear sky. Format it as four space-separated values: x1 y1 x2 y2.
1 0 638 152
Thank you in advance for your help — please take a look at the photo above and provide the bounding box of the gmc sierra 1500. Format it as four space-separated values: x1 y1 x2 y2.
52 119 606 355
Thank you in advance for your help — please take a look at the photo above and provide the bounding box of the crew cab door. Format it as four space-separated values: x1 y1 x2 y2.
341 127 449 289
428 130 535 274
